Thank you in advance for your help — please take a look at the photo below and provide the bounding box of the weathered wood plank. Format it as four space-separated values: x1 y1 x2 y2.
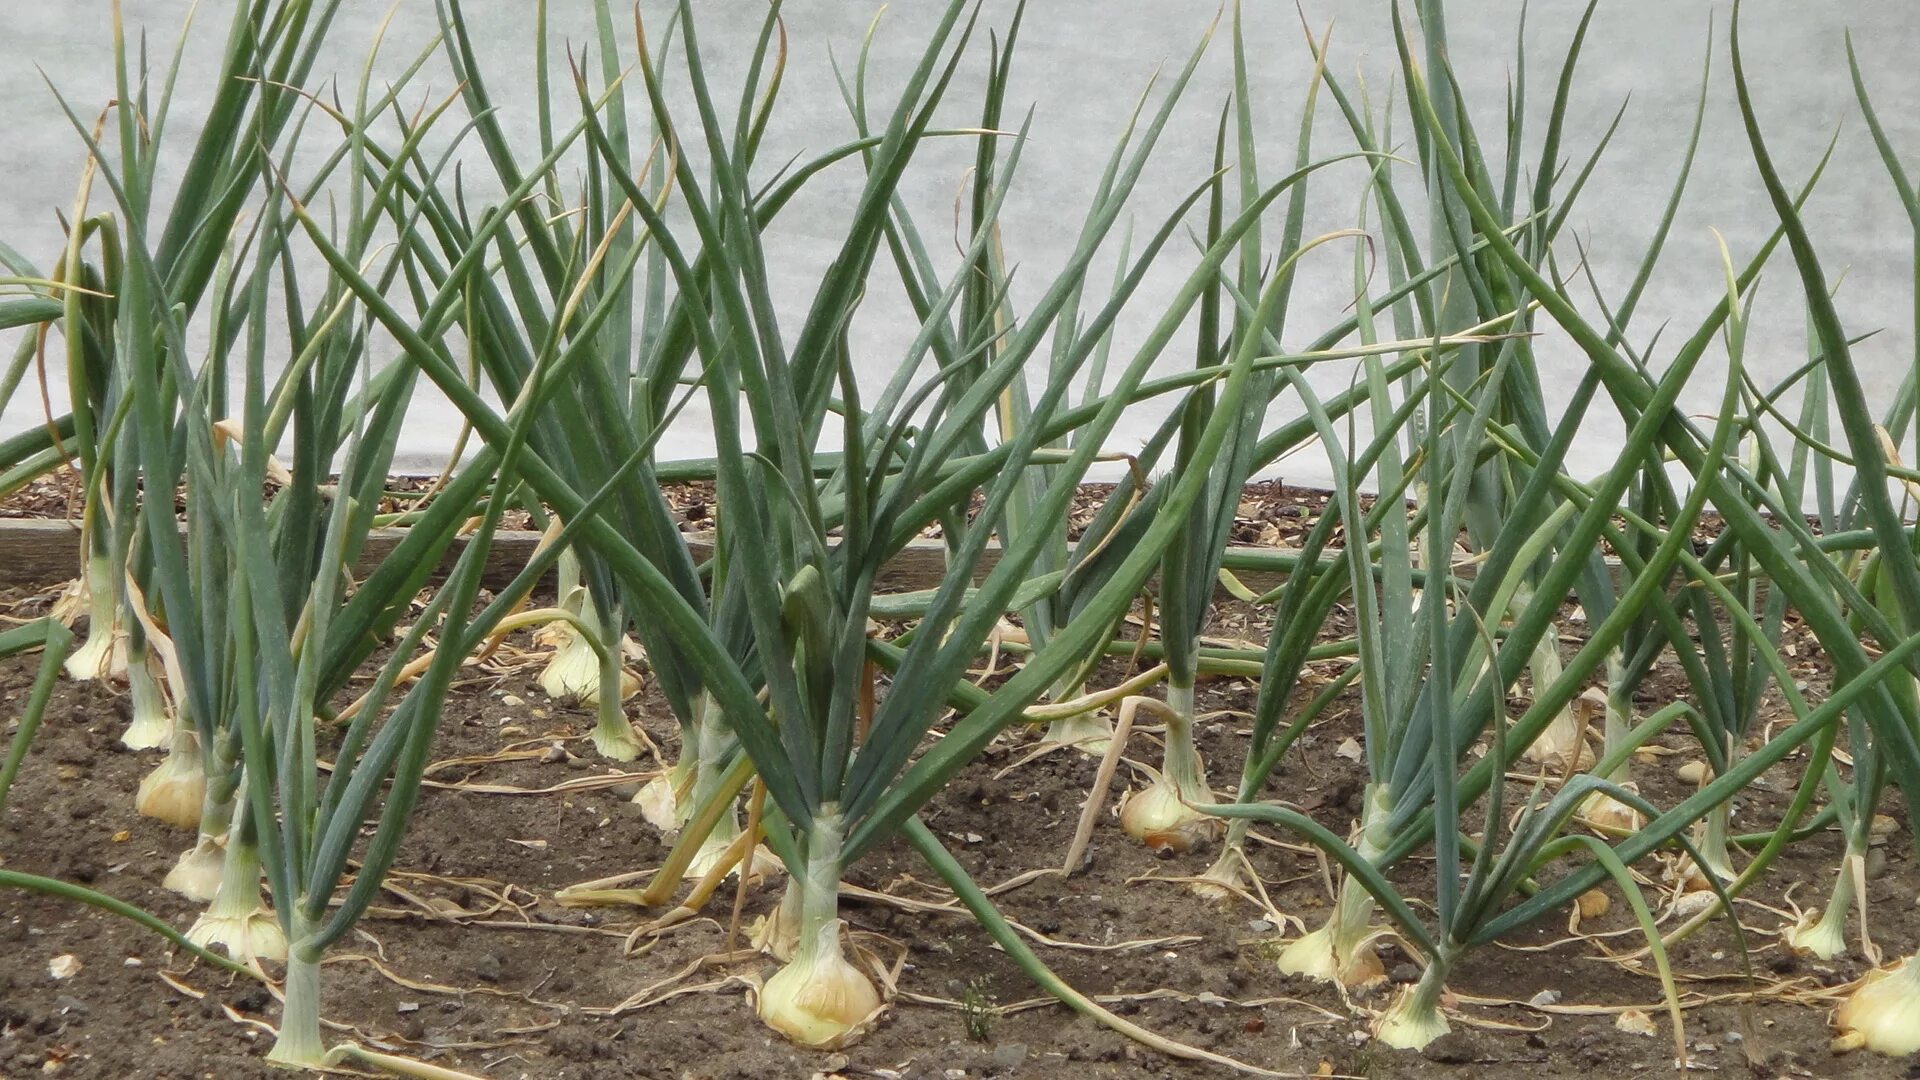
0 517 1302 598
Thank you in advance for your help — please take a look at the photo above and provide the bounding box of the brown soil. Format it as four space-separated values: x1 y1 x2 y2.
0 587 1910 1080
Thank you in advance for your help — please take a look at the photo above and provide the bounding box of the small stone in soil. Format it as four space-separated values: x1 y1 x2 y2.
991 1043 1028 1071
1865 847 1889 880
1390 962 1421 985
472 952 504 983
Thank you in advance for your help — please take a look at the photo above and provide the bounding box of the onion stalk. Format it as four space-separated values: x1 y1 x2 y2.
1274 785 1391 988
267 923 327 1068
63 553 126 682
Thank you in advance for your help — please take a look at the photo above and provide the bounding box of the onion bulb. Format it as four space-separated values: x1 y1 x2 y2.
1119 778 1217 853
1190 848 1248 902
538 624 602 703
590 705 646 763
120 653 174 750
1274 921 1386 989
688 820 782 882
1834 955 1920 1056
633 766 688 831
756 918 881 1048
163 833 228 902
1579 788 1645 833
1789 850 1861 961
187 890 287 965
1373 980 1452 1050
1788 908 1849 961
135 730 205 829
63 618 127 683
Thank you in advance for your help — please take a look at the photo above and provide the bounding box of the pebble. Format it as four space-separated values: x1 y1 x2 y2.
472 953 503 983
1864 847 1888 881
1389 963 1421 985
608 781 643 800
991 1043 1029 1071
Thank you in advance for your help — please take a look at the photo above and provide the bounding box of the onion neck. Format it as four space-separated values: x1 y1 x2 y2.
687 694 739 828
266 928 326 1067
205 832 266 922
589 602 642 761
1162 681 1209 805
1695 739 1740 883
63 554 123 680
1796 851 1856 959
1889 955 1920 995
1330 785 1393 961
1600 651 1632 780
121 644 173 748
795 806 846 953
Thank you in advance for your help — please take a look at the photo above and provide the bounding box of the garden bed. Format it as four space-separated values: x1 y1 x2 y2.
0 579 1906 1080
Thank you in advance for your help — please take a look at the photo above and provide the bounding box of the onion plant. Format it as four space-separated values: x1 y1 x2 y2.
523 0 1467 1045
599 3 1262 1043
1221 3 1920 1049
12 0 1920 1071
1115 11 1319 857
20 2 652 1063
1212 202 1748 1046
